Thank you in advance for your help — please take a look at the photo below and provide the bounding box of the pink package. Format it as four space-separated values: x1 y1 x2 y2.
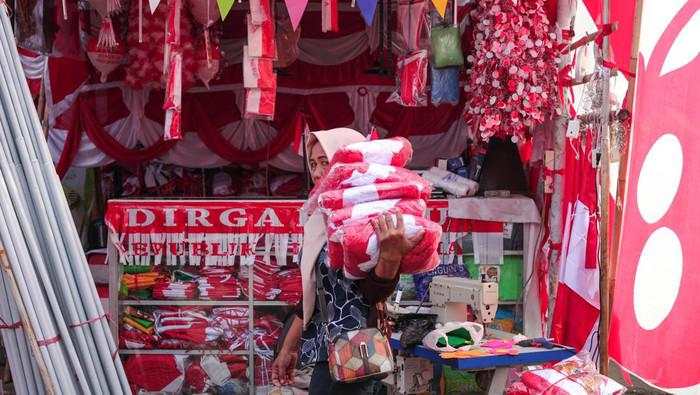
326 199 427 236
331 137 413 167
329 214 441 279
318 180 431 212
247 15 276 59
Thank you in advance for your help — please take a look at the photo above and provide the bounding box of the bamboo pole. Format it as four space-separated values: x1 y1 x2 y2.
610 0 644 312
598 0 612 376
0 248 55 395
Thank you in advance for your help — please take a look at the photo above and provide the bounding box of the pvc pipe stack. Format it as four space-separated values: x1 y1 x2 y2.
0 4 130 393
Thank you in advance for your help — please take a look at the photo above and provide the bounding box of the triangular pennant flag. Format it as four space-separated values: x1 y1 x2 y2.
148 0 161 13
356 0 377 26
284 0 307 31
217 0 235 20
431 0 448 18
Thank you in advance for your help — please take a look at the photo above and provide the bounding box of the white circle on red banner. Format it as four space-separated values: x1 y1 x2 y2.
633 226 683 330
636 133 683 224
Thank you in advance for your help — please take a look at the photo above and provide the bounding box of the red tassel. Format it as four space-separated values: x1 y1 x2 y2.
97 17 117 49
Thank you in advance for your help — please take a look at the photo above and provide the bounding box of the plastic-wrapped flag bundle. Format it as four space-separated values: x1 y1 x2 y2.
318 180 431 211
331 136 414 166
321 0 339 32
315 137 442 278
197 273 242 300
431 65 460 105
388 50 428 107
152 280 198 300
422 167 479 197
245 0 277 120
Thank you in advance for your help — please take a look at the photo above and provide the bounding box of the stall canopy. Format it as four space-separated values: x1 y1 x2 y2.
22 2 518 176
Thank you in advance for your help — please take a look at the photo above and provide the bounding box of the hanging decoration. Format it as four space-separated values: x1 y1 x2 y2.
464 0 560 142
245 0 277 120
356 0 377 26
275 2 301 67
124 0 196 90
216 0 235 20
283 0 307 31
164 0 184 140
321 0 339 33
87 0 123 48
86 36 126 82
430 0 448 19
195 36 221 88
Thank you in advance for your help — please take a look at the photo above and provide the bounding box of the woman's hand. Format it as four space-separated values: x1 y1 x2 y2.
271 348 298 386
371 213 423 279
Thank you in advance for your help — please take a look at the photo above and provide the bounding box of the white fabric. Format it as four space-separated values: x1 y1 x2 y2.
558 200 600 309
447 195 541 224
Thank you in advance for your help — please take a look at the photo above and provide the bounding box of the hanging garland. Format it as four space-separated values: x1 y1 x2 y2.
464 0 560 142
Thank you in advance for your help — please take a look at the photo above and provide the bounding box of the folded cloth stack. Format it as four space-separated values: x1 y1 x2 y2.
155 309 223 349
125 354 187 393
222 355 248 380
184 361 209 393
276 268 302 303
240 259 281 300
312 137 441 278
119 327 156 349
198 273 242 300
152 280 198 300
211 307 249 351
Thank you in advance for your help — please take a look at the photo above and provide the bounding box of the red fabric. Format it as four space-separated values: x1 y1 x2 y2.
582 0 636 75
79 97 177 163
327 199 427 235
550 283 599 350
55 105 82 178
372 92 465 137
611 1 700 389
318 180 431 211
124 355 183 392
185 362 208 392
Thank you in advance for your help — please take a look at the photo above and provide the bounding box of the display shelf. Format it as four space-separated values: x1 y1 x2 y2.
118 300 295 307
119 349 248 356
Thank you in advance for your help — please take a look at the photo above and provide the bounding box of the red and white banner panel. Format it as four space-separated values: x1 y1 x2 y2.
611 0 700 392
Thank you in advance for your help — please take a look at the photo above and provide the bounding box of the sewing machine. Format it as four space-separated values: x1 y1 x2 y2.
429 276 499 324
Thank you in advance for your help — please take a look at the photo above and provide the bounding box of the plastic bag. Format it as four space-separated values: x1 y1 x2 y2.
422 322 484 352
247 15 276 59
431 65 460 104
243 46 275 89
326 198 428 235
245 79 276 120
387 50 428 107
330 137 414 166
431 25 464 68
397 0 429 51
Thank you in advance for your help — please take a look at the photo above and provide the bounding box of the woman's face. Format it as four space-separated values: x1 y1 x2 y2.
308 142 329 185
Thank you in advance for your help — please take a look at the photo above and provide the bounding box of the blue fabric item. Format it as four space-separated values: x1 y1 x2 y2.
413 256 469 301
299 247 371 366
431 65 460 105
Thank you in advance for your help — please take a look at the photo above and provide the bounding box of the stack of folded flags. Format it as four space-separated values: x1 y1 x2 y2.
276 268 302 303
197 269 242 300
211 307 250 351
155 309 222 349
120 307 156 349
252 314 283 354
152 280 198 300
308 137 442 279
240 259 281 300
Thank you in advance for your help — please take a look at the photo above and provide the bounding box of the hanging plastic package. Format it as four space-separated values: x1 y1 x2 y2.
431 24 464 68
243 46 275 89
387 49 429 107
430 65 460 104
397 0 429 51
247 14 276 59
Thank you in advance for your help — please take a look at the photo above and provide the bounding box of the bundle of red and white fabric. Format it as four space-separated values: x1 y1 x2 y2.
125 354 188 393
197 272 242 300
155 309 222 349
119 327 156 350
243 0 277 119
152 279 198 300
311 137 441 279
276 268 302 303
239 260 281 300
211 307 249 351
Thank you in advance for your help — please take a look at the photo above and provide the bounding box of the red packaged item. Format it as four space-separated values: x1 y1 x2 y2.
184 361 208 393
246 15 276 59
155 309 223 347
245 81 277 120
330 137 414 167
331 214 441 279
125 355 187 393
318 180 431 212
152 280 198 300
197 274 242 300
119 327 156 349
243 45 275 89
387 50 428 107
326 199 427 235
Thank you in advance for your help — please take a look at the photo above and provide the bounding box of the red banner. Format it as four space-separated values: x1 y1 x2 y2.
611 1 700 391
105 199 502 265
